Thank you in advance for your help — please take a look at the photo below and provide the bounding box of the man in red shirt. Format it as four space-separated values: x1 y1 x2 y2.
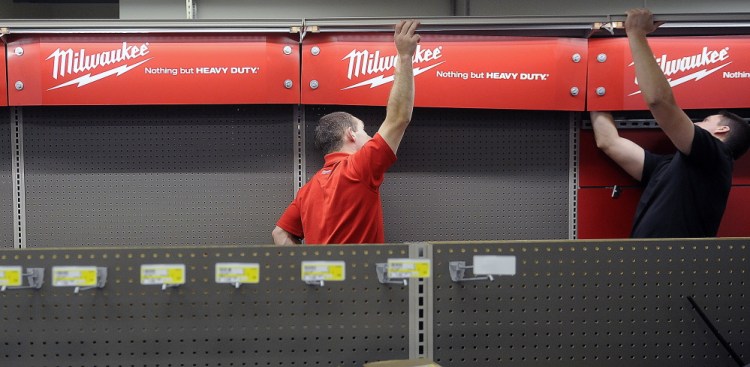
272 20 420 245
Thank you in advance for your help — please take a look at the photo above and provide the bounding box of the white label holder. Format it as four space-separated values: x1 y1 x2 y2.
449 255 516 282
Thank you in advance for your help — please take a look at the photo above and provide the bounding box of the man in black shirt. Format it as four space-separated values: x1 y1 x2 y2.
590 9 750 238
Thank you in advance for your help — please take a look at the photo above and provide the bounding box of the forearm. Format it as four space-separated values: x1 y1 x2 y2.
589 111 645 181
628 32 675 108
384 55 414 127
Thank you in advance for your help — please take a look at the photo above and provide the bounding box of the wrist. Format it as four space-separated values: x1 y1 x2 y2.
398 53 413 62
626 30 648 38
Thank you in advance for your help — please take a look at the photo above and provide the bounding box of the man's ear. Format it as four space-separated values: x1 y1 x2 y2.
345 127 356 142
714 125 730 141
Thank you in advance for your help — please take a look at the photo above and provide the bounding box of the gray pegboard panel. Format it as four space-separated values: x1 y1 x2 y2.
431 239 749 367
305 106 571 242
21 105 294 247
0 108 13 248
0 244 412 367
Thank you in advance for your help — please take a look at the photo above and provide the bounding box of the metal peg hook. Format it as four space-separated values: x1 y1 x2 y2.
161 283 180 290
305 279 325 287
74 286 94 294
611 185 622 198
449 261 493 282
375 263 409 286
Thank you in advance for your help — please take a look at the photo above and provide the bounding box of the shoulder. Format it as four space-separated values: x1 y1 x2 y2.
351 133 397 161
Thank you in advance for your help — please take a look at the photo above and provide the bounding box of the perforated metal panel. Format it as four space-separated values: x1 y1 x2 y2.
0 244 411 367
0 108 13 248
22 105 294 247
431 240 749 366
305 106 571 242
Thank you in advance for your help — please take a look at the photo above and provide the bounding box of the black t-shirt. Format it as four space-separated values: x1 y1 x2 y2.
631 126 733 238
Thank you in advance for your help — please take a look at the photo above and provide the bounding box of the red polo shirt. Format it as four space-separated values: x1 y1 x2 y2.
276 133 397 245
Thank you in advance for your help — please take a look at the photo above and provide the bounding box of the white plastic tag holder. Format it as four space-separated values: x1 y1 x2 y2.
449 255 516 282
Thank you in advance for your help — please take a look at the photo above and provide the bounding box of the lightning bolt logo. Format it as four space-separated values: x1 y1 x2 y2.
48 58 153 91
342 61 445 90
628 61 732 96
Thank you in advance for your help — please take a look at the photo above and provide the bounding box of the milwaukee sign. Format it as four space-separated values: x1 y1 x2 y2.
6 35 299 106
628 46 731 97
47 42 151 90
342 45 444 90
588 37 750 111
302 34 587 111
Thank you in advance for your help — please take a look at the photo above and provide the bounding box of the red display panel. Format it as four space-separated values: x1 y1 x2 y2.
718 186 750 236
588 37 750 111
578 187 641 239
6 35 300 106
302 34 587 111
580 129 750 187
0 43 7 106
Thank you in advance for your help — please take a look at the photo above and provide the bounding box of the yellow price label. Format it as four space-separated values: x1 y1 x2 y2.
0 266 23 287
301 261 346 282
215 263 260 284
52 266 98 287
141 264 185 285
387 259 431 278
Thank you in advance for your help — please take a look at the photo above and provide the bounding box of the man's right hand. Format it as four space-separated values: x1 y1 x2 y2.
394 20 420 58
625 8 661 37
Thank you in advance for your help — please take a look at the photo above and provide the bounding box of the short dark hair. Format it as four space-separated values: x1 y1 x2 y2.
315 112 358 154
717 110 750 160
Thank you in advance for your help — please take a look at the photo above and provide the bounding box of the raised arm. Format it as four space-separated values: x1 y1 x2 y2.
590 111 646 181
378 20 420 155
626 8 695 155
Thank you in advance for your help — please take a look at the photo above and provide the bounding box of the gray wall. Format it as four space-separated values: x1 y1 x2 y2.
0 0 118 19
122 0 750 19
468 0 750 16
0 0 747 20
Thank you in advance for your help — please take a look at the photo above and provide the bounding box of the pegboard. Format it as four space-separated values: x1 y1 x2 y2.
431 239 749 367
304 106 572 242
0 108 12 248
20 105 294 247
0 244 412 367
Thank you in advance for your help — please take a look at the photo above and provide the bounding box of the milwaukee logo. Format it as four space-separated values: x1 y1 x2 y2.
342 45 445 90
46 42 152 90
629 46 731 96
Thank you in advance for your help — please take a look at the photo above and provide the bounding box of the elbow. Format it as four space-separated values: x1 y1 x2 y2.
645 99 665 111
272 226 300 245
271 227 285 244
395 116 412 126
644 92 676 111
595 139 610 151
594 134 614 152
